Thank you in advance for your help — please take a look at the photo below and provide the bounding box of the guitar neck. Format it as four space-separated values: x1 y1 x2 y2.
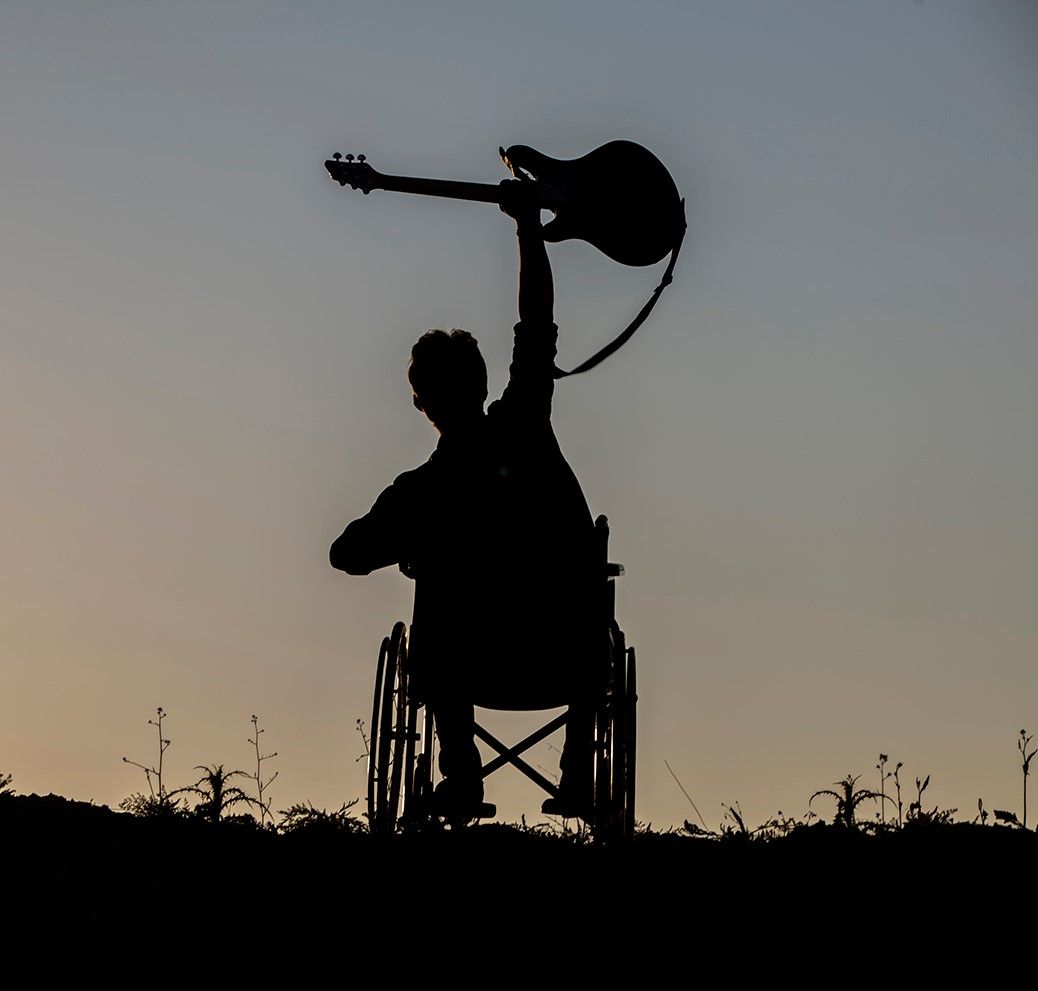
326 157 559 209
373 172 504 205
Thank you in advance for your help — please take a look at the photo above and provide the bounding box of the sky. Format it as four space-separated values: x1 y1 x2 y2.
2 0 1036 830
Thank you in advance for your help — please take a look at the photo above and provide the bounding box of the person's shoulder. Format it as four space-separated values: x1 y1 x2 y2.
391 459 435 490
486 395 519 427
363 464 425 515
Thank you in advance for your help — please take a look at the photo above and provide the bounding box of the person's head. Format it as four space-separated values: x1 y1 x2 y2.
408 329 488 432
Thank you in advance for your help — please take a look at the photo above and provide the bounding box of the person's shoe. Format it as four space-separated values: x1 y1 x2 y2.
541 794 594 821
430 779 490 822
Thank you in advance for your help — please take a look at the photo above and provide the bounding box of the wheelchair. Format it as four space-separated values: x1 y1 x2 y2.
365 515 637 843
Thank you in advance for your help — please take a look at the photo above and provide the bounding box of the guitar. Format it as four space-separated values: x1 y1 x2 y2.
325 140 684 268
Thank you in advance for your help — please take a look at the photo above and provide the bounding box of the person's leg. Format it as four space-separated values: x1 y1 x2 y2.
558 701 595 804
430 698 484 807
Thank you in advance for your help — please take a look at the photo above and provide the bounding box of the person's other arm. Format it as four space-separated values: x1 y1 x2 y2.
329 481 406 575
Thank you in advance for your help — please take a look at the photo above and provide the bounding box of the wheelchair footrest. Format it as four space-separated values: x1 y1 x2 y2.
420 793 497 821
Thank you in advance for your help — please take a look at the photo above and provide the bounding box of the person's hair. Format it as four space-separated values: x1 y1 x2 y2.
408 329 488 423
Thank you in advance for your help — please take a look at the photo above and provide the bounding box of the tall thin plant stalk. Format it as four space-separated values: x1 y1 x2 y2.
1019 730 1035 829
664 759 708 830
122 707 172 805
248 714 278 826
893 761 904 829
876 754 894 827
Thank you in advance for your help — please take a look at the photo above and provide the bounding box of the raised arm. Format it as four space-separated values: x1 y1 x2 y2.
514 204 554 329
498 179 553 326
497 181 558 415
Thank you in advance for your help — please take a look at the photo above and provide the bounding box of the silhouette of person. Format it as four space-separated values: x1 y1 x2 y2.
330 181 600 819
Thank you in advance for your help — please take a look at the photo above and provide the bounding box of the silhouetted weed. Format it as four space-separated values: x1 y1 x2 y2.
247 714 279 826
355 718 370 764
974 798 989 826
720 800 752 839
277 799 365 837
755 810 815 840
681 821 716 839
536 811 593 843
875 753 896 827
905 773 956 826
121 707 185 816
681 803 814 841
1018 729 1035 829
810 774 884 829
992 743 1029 829
893 760 905 828
172 764 257 823
515 813 593 846
665 758 708 831
993 809 1022 827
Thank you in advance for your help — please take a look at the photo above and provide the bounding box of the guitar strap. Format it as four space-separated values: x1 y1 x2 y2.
553 198 687 379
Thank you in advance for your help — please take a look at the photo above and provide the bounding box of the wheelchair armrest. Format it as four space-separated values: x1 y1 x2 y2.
401 558 622 579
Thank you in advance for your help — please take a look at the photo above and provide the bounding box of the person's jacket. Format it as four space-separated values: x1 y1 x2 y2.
331 319 599 707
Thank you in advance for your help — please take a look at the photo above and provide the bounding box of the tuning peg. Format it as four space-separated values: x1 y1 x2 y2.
332 152 342 161
345 154 355 162
357 154 366 163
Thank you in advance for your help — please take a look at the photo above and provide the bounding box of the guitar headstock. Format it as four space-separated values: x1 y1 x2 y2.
325 153 378 193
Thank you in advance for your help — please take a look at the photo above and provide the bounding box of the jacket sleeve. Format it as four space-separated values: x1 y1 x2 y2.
329 481 408 575
496 318 558 422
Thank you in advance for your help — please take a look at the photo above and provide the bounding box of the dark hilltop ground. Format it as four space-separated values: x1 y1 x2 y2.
3 790 1035 976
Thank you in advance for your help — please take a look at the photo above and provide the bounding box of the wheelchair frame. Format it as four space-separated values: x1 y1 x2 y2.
365 515 637 843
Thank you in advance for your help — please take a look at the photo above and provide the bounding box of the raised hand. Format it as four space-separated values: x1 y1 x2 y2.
498 178 541 229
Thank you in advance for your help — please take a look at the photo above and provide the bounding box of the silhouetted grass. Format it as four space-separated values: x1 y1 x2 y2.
6 721 1038 975
3 782 1036 982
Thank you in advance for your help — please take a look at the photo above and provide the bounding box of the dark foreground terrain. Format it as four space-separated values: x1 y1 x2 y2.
3 792 1035 977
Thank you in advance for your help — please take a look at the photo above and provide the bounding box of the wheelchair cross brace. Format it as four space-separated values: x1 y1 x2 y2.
473 712 569 798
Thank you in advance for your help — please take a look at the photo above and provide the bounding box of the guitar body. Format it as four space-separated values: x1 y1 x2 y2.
501 141 683 267
326 140 684 269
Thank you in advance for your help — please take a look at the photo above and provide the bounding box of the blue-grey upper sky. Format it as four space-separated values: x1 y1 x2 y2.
2 0 1036 827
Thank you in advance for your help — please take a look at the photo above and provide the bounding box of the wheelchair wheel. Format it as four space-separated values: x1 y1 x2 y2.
591 622 637 843
624 645 637 839
366 633 388 828
367 621 410 834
